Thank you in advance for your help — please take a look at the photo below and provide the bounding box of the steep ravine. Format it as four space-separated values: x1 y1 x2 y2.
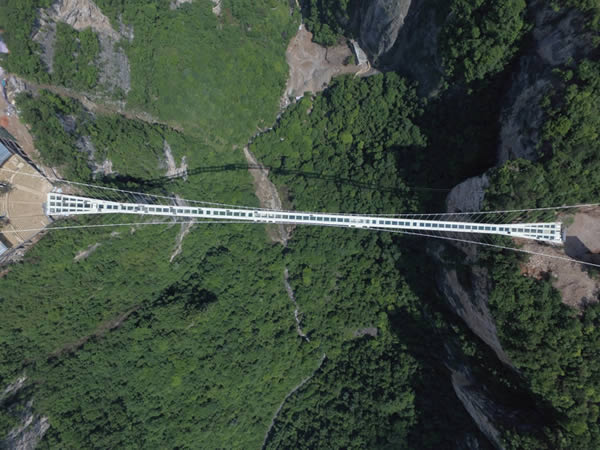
428 1 599 444
357 0 447 95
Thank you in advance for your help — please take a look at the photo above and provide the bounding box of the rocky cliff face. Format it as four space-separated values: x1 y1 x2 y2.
356 0 445 95
435 174 517 365
435 174 515 366
439 0 598 343
2 403 49 450
449 365 503 448
434 245 512 367
1 377 49 450
356 0 593 98
429 1 597 443
32 0 132 96
498 0 594 163
359 0 412 60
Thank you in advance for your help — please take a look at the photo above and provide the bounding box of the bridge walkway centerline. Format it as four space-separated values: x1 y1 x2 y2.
46 193 564 243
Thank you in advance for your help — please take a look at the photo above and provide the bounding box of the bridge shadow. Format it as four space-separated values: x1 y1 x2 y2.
565 235 600 266
101 164 450 195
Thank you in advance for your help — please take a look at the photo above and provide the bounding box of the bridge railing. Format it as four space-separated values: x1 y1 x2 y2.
45 193 564 243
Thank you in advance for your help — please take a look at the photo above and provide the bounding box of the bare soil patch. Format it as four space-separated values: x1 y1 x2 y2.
520 207 600 309
564 206 600 262
243 146 293 245
281 25 372 108
163 140 187 178
74 242 101 262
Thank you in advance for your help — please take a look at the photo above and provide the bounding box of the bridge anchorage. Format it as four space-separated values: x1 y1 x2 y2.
46 193 565 243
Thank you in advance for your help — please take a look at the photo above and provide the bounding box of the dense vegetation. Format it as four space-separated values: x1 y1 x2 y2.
2 69 489 448
297 1 600 448
16 89 191 181
266 336 418 448
440 0 528 83
52 23 101 90
1 0 298 143
19 225 306 448
485 250 600 448
94 0 299 140
0 1 100 89
301 0 357 46
486 59 600 210
480 4 600 449
250 74 513 447
0 0 50 81
16 90 91 179
301 0 527 86
251 73 425 213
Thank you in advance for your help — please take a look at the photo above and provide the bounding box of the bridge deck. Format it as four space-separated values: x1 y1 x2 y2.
46 194 564 243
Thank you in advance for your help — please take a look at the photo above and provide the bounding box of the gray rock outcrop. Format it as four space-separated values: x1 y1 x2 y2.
431 242 512 367
497 66 550 164
1 377 49 450
359 0 412 60
533 5 593 67
446 174 489 213
32 0 131 95
450 366 503 448
2 402 49 450
498 0 594 164
356 0 445 95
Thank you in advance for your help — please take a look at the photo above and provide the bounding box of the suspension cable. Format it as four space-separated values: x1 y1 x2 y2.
373 227 600 269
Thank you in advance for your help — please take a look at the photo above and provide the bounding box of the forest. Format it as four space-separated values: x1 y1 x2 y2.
300 0 358 46
52 23 101 90
485 59 600 210
93 0 298 140
0 0 51 81
1 0 600 448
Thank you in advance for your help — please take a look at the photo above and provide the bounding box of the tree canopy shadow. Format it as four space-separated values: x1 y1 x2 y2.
100 164 450 196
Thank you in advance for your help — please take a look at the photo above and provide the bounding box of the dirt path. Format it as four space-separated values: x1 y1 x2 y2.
261 353 326 449
283 268 309 341
29 82 184 131
243 146 292 245
521 207 600 309
49 305 140 359
163 140 187 178
74 242 101 262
